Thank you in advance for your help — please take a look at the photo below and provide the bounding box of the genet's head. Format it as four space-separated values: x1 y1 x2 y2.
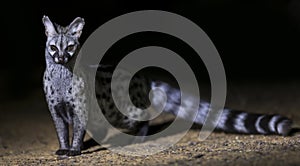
42 16 85 64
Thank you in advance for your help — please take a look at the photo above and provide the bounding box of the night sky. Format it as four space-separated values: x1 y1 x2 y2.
2 0 300 101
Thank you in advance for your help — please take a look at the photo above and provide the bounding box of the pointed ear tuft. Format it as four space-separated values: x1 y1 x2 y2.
42 15 57 37
68 17 85 38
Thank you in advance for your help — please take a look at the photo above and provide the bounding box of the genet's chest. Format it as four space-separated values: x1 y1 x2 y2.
44 65 74 96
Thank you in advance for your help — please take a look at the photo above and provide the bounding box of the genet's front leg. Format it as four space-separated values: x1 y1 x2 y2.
66 74 89 156
68 105 87 156
49 106 70 155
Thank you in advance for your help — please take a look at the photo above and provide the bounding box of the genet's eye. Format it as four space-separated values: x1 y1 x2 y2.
66 45 75 52
50 45 58 52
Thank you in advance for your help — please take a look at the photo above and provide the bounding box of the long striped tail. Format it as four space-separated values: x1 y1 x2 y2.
150 81 292 136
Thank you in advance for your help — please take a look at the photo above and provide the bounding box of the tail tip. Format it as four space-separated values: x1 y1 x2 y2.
277 119 293 136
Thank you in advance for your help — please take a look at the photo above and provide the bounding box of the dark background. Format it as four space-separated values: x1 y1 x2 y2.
2 0 300 101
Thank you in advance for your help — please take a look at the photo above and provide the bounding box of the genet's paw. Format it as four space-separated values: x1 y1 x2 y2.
67 150 81 156
55 149 69 155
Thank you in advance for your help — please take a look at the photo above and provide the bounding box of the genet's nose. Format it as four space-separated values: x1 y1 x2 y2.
58 52 64 58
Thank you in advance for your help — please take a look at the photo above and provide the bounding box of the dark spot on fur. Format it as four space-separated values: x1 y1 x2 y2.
136 92 142 98
131 82 139 88
108 113 115 118
101 109 106 115
109 103 114 110
50 86 55 95
68 87 72 94
100 77 105 83
102 93 107 99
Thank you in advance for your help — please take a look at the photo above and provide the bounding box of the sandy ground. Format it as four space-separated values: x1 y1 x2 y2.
0 79 300 165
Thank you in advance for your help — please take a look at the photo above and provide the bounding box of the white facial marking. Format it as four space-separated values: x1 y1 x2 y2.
68 51 74 56
48 41 57 56
49 49 56 56
68 41 75 46
54 57 59 63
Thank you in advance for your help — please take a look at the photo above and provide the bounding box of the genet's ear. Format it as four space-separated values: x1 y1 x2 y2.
42 15 57 37
68 17 85 38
